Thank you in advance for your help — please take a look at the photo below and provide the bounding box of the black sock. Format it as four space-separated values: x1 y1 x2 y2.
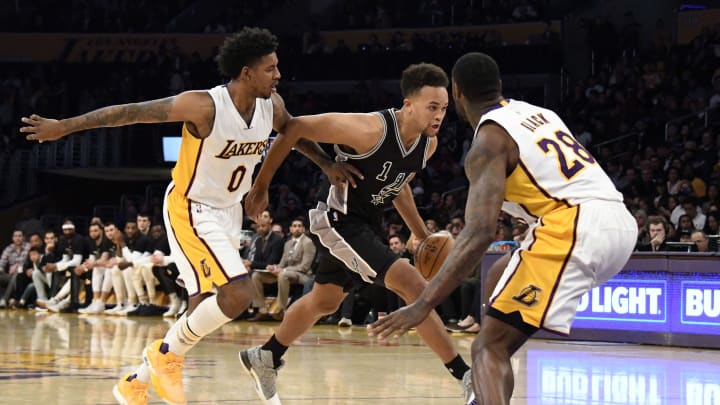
445 354 470 380
261 334 288 368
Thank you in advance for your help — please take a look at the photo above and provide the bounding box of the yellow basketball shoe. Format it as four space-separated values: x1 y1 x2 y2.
113 373 148 405
143 339 187 405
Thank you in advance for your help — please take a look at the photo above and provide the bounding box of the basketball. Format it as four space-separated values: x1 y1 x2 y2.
414 231 454 280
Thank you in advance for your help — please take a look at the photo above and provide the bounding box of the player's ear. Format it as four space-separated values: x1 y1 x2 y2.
240 66 251 81
451 81 464 104
402 97 412 110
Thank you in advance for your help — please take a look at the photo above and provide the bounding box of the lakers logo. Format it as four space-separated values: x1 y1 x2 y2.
200 258 211 277
513 284 541 306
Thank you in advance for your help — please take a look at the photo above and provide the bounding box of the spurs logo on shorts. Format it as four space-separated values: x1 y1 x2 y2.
513 285 542 306
200 258 211 277
351 256 359 272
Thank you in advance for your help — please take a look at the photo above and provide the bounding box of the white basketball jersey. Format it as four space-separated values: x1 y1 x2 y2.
171 85 273 208
478 99 622 223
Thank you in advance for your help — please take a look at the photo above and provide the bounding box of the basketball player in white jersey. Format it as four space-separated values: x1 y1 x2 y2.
21 27 359 405
368 52 638 405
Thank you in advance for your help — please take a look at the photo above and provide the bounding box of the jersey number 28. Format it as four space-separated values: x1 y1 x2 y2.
536 130 595 180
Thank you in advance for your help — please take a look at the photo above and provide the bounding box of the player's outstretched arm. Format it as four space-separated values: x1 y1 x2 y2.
21 91 213 143
246 110 373 217
368 123 512 340
271 93 364 186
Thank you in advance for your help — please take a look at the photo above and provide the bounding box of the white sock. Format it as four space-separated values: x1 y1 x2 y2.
133 363 151 384
164 295 232 357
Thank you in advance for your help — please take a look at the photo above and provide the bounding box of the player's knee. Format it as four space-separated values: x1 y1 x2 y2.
218 280 253 307
470 334 504 364
311 296 341 315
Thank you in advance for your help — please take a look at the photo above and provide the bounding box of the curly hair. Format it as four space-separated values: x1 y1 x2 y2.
216 27 279 79
400 63 449 98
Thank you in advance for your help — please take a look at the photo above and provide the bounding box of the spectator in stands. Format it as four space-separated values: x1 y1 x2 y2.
634 209 650 245
136 213 151 236
250 217 316 321
147 224 184 317
675 214 696 240
103 222 129 315
424 219 439 233
0 235 33 309
636 216 670 251
17 247 43 308
691 230 713 252
36 220 87 311
125 223 169 316
27 233 43 251
32 230 58 303
449 214 465 239
246 215 285 321
0 230 29 307
704 212 719 235
78 223 114 314
271 223 285 240
114 220 153 315
388 234 410 259
682 199 707 230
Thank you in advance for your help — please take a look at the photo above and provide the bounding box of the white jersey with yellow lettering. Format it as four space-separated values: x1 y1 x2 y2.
478 99 622 223
171 84 272 208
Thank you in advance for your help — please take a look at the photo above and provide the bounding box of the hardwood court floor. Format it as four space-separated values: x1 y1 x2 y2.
1 310 719 404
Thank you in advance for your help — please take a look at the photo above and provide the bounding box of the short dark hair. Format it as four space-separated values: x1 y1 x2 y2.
389 234 406 244
400 63 449 98
292 217 306 227
647 216 669 233
217 27 279 79
452 52 501 102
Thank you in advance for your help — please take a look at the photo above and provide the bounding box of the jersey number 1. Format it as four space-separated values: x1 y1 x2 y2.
536 131 595 180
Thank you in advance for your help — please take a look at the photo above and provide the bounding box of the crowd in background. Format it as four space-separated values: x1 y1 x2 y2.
1 2 719 330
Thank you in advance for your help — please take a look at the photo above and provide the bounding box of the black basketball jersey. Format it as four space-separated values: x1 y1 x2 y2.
88 237 113 259
321 108 430 226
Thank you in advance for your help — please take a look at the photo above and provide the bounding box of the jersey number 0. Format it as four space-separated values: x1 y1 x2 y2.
227 165 247 192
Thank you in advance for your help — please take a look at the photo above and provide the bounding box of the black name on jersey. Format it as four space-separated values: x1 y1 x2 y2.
520 112 550 132
215 140 267 159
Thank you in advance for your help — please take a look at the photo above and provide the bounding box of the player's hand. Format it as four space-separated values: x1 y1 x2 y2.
367 303 431 340
150 253 164 265
20 114 66 143
245 184 269 219
325 161 363 189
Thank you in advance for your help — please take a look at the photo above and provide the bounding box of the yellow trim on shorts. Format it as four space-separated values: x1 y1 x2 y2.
490 205 579 329
166 188 229 295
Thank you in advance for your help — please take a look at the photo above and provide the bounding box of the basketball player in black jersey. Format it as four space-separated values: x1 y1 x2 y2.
241 63 475 405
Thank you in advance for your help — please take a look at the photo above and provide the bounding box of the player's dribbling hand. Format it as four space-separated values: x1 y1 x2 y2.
245 185 269 219
367 302 431 340
20 114 65 143
325 161 364 189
